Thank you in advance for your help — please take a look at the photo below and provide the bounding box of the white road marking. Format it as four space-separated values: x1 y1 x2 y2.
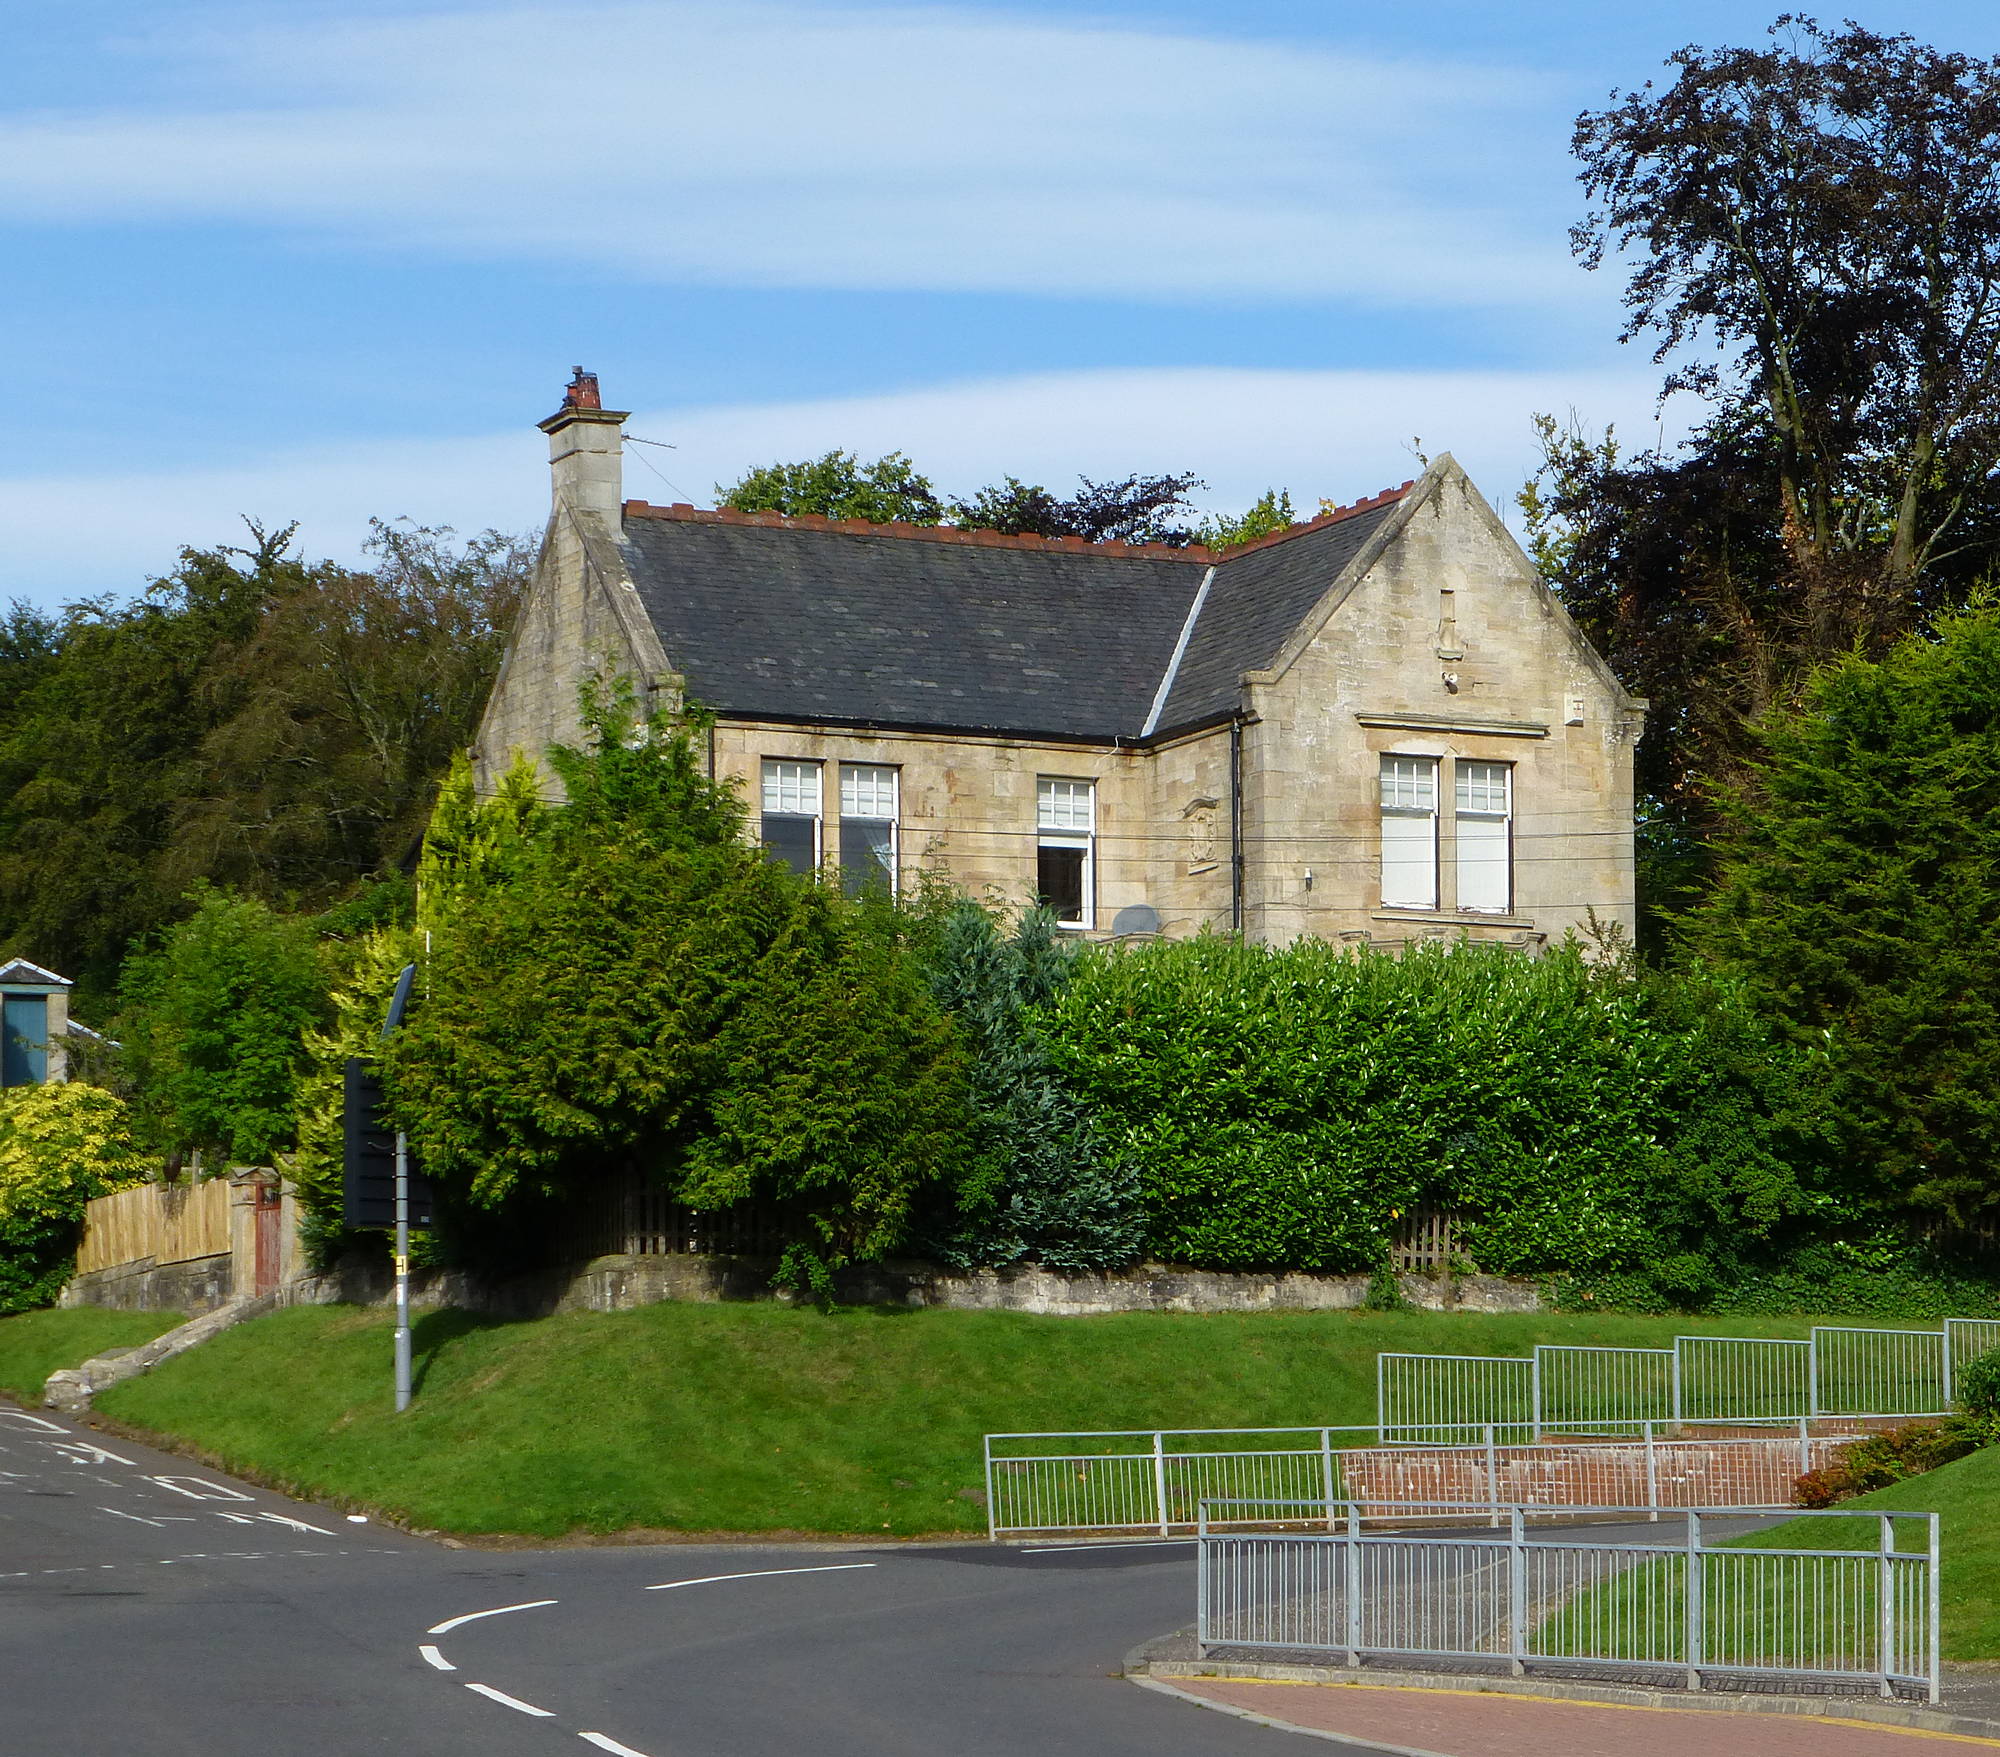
580 1734 652 1756
0 1411 67 1433
146 1475 254 1502
100 1507 167 1527
43 1440 136 1467
418 1644 456 1672
644 1562 878 1592
465 1683 556 1717
428 1599 559 1635
257 1512 336 1535
213 1512 259 1524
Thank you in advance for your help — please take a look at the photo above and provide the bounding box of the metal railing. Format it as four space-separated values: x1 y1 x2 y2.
1380 1320 2000 1439
1195 1499 1941 1703
982 1420 1859 1539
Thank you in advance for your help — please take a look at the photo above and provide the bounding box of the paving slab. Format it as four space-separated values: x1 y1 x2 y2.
1155 1676 2000 1755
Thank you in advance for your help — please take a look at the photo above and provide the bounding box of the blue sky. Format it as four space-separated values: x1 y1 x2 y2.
6 0 1999 602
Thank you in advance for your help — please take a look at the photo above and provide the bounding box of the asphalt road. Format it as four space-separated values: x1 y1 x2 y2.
0 1401 1341 1757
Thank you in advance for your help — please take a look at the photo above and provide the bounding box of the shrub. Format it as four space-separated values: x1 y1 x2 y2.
1793 1418 1989 1507
919 901 1142 1269
0 1083 151 1313
116 885 331 1168
1956 1349 2000 1422
1038 933 1819 1283
389 695 973 1289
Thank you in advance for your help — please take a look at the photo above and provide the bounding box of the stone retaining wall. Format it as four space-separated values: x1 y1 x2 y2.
285 1254 1544 1319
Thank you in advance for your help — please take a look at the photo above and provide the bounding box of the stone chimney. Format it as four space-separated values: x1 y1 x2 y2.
538 367 629 529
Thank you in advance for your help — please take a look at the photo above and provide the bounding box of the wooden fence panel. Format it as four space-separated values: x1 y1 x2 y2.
76 1179 231 1274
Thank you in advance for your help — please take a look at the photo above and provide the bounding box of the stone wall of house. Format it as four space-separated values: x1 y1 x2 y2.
1239 461 1645 950
707 718 1236 938
471 514 676 796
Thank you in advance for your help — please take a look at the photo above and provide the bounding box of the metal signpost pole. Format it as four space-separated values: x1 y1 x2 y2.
394 1130 412 1414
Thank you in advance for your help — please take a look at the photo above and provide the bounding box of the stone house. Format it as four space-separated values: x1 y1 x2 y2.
473 372 1646 948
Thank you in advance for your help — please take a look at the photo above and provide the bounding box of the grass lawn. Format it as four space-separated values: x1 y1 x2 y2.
0 1307 183 1405
98 1301 1833 1540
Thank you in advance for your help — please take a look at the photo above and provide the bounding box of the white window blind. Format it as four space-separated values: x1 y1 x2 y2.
762 760 822 818
1455 760 1512 914
1379 755 1438 910
1038 777 1095 832
840 764 897 821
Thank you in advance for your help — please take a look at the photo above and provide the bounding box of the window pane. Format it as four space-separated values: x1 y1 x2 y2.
1037 777 1094 832
761 813 817 874
761 760 821 817
1036 844 1087 922
1380 812 1436 909
1380 755 1436 812
1457 814 1511 913
839 764 897 820
839 816 895 895
1456 761 1510 816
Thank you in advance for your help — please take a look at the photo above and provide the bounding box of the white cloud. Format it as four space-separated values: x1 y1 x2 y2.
0 365 1680 600
0 1 1580 306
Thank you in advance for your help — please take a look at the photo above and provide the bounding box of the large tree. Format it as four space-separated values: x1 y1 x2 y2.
1531 19 2000 863
1681 600 2000 1226
0 520 528 996
719 450 1212 546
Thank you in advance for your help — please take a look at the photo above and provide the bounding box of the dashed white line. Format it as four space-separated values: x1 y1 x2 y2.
644 1562 877 1592
418 1644 455 1672
464 1682 555 1717
428 1598 559 1635
579 1734 652 1756
100 1507 167 1527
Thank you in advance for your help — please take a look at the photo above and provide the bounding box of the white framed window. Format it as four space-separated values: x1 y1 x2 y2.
1454 759 1513 914
1379 754 1439 910
1036 776 1096 927
838 763 899 895
760 758 822 874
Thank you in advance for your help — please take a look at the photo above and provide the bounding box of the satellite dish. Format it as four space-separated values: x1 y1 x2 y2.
1111 904 1161 938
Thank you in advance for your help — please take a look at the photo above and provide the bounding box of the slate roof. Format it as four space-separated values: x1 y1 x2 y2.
618 487 1409 742
0 958 70 988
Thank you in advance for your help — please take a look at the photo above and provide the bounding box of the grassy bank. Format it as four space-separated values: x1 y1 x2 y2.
1740 1444 2000 1660
98 1302 1829 1539
0 1307 181 1404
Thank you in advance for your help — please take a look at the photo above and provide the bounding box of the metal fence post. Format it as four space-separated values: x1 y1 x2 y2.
1797 1415 1811 1478
1345 1502 1364 1668
1685 1510 1704 1692
1644 1421 1659 1522
1195 1499 1210 1656
1671 1343 1683 1427
1879 1513 1897 1700
1508 1506 1527 1677
1321 1428 1338 1531
983 1435 997 1541
1152 1431 1170 1537
1929 1512 1943 1706
1484 1423 1501 1527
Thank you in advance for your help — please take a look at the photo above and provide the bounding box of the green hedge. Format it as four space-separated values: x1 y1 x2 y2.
1037 935 1821 1291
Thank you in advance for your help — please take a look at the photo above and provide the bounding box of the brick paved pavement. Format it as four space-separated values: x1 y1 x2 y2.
1165 1677 2000 1755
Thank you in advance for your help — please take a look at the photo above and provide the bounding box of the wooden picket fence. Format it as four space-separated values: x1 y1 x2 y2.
75 1179 230 1274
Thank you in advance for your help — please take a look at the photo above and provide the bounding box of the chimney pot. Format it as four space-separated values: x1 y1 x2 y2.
564 366 602 411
